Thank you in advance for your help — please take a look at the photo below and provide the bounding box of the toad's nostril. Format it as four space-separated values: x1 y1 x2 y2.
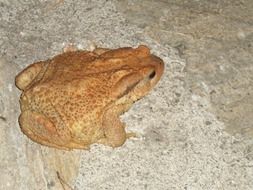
149 70 156 79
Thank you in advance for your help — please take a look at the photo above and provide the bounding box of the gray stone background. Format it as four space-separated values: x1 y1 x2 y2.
0 0 252 189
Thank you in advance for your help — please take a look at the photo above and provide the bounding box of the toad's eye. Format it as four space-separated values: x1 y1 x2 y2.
149 70 156 79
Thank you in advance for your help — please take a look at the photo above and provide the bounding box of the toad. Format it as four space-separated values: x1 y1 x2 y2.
15 45 164 150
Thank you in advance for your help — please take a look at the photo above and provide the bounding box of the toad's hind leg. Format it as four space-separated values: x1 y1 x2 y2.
15 62 44 90
98 109 136 148
19 111 72 150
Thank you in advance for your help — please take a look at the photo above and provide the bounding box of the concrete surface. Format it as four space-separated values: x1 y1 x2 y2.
0 0 252 190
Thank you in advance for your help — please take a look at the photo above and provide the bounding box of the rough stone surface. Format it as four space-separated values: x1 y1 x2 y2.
0 0 252 190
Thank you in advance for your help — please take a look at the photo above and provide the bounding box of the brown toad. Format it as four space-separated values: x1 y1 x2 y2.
15 45 164 150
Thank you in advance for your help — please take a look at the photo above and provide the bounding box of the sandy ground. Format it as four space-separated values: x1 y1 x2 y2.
0 0 252 190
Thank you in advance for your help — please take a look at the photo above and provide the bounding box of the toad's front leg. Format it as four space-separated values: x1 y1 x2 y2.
98 108 135 148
